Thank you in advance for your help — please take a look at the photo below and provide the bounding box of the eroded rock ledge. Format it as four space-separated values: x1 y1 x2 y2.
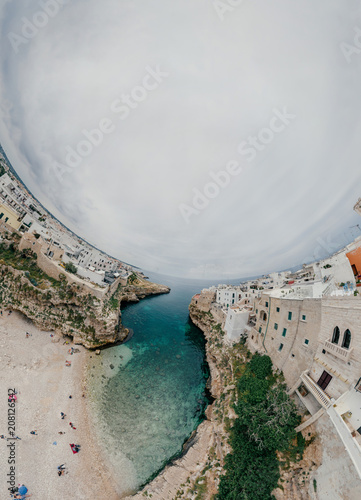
0 247 169 349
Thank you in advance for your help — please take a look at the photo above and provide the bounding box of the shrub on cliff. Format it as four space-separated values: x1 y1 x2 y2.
128 272 137 284
248 353 272 379
217 354 300 500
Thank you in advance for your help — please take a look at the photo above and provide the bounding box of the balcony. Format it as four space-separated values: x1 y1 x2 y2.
324 340 353 362
300 372 332 409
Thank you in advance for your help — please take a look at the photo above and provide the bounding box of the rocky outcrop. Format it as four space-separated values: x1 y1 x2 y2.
0 254 169 349
118 280 171 305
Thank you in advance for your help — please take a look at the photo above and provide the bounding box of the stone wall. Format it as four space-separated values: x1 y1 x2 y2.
251 294 322 387
248 293 361 399
194 290 216 312
309 297 361 399
19 233 109 300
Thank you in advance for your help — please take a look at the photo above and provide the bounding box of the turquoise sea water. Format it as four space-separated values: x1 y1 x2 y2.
87 272 239 496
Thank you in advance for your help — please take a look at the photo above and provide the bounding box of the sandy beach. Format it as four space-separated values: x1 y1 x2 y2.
0 311 119 500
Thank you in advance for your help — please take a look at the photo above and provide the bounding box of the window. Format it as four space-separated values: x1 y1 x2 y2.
291 353 295 358
274 323 278 330
256 309 258 314
276 307 280 312
322 349 326 354
265 301 269 307
331 326 340 344
302 314 306 321
288 311 292 320
278 343 284 351
259 327 262 334
282 328 287 337
342 329 351 349
304 339 309 345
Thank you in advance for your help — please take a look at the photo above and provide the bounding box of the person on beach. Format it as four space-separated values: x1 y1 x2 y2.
69 422 76 429
0 434 6 439
61 412 66 419
57 463 68 476
30 430 37 435
70 443 81 453
58 431 66 435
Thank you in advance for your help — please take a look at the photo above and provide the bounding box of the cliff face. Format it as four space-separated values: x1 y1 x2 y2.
188 296 322 500
0 246 169 348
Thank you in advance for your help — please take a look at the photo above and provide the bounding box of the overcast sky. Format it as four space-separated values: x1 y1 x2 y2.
1 0 361 279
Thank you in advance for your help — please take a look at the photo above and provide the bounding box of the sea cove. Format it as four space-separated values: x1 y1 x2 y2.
86 274 237 496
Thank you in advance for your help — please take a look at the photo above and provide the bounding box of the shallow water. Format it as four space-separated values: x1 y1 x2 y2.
86 273 239 495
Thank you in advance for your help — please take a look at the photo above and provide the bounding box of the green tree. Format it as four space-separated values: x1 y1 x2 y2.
65 262 77 274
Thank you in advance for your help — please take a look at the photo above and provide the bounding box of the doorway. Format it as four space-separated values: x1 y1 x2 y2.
317 370 332 391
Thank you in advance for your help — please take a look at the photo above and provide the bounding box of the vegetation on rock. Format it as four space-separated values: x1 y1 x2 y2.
217 353 301 500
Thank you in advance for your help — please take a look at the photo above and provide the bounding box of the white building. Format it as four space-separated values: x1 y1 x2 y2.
268 271 291 287
224 305 251 341
216 286 243 307
313 250 356 287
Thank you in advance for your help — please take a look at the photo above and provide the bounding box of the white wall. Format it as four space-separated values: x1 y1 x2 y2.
76 265 105 286
225 308 249 341
314 251 355 286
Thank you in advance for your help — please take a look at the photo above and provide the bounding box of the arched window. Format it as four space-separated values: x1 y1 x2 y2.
260 310 267 322
331 326 340 344
342 329 351 349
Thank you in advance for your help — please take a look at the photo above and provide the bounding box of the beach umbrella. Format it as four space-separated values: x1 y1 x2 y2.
18 485 28 495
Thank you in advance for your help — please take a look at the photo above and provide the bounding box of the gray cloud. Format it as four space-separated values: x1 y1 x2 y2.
1 0 361 278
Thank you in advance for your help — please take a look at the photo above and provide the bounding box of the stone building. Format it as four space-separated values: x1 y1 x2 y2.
192 290 216 312
308 297 361 400
248 290 322 388
248 290 361 418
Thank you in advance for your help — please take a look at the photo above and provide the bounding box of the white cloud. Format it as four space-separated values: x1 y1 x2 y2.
0 0 361 278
